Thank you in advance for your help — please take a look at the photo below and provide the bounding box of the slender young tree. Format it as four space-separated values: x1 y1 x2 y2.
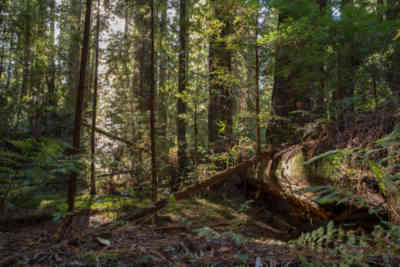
176 0 189 188
48 0 57 107
255 25 260 154
21 0 32 96
68 0 92 212
90 0 101 196
158 0 169 163
150 0 158 215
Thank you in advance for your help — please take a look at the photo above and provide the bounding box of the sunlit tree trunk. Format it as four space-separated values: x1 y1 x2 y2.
208 0 234 153
68 0 92 212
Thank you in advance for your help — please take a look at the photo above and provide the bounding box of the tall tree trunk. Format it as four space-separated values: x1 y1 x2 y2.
150 0 158 219
208 0 233 153
66 0 82 112
334 0 356 116
68 0 92 212
48 0 57 107
21 0 32 96
132 0 152 111
90 0 101 196
266 1 319 145
255 20 261 155
158 0 169 164
176 0 189 188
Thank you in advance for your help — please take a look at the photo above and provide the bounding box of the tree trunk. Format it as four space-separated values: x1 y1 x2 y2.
90 0 101 196
176 0 189 189
21 0 32 96
208 0 233 153
66 0 82 112
334 0 356 116
48 0 57 107
158 0 169 163
266 0 325 145
150 0 158 213
132 0 152 111
68 0 92 212
255 12 261 155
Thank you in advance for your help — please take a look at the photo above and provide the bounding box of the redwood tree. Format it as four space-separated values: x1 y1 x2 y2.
208 0 234 153
68 0 92 212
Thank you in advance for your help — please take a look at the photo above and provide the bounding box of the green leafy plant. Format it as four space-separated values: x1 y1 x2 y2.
0 137 79 212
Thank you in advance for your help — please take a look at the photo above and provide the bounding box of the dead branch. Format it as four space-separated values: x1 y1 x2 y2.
97 170 136 177
82 122 134 146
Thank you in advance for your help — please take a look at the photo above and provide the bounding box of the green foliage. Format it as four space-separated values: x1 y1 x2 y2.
292 220 400 266
0 137 79 212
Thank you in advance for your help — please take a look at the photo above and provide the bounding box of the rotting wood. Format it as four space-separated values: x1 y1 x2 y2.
246 177 332 221
82 122 134 147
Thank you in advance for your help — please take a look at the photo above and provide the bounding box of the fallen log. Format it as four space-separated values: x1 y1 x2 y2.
82 122 134 147
123 154 266 222
246 177 332 222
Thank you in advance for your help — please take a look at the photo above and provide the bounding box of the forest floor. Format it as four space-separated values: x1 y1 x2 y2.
1 182 399 267
0 181 324 267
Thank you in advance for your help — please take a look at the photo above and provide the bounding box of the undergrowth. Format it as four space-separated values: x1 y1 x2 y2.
294 124 400 266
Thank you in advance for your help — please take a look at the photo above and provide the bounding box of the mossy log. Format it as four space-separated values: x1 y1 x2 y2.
254 145 386 222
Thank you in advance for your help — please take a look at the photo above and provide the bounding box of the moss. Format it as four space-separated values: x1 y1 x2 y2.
276 152 307 184
310 154 346 183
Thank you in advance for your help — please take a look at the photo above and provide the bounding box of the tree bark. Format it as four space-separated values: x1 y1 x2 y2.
68 0 92 212
21 0 32 96
90 0 101 196
255 12 261 155
334 0 356 116
132 0 152 111
158 0 169 163
208 0 234 153
66 0 82 112
266 0 326 145
48 0 57 107
150 0 158 212
176 0 189 189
